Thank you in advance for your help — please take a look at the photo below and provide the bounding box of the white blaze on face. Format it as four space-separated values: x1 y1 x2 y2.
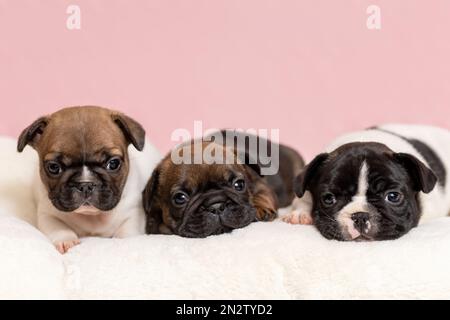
73 166 100 215
80 166 94 182
336 161 370 239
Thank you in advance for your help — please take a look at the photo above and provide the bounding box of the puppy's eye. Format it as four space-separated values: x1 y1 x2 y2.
233 179 246 192
172 192 189 206
321 193 337 206
106 157 121 171
46 162 62 176
385 191 403 204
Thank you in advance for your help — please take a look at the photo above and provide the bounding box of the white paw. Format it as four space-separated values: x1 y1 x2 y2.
282 210 313 225
54 239 81 254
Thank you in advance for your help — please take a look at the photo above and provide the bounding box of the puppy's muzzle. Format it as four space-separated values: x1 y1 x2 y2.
74 182 97 198
200 193 230 214
206 201 226 215
351 212 370 233
177 190 255 237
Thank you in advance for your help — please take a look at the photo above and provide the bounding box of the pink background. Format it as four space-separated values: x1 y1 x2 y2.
1 0 449 160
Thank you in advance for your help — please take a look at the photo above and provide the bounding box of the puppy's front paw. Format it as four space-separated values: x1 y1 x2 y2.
256 207 277 222
54 239 80 254
282 210 313 225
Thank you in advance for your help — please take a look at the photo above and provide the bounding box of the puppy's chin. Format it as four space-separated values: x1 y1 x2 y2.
176 205 256 238
72 205 103 216
50 196 119 214
315 215 409 241
316 226 375 242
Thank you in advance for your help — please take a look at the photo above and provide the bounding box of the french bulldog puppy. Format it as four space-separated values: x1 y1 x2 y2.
143 131 304 238
18 106 160 253
284 124 450 241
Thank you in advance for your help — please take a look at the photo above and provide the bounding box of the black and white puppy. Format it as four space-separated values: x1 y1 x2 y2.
284 124 450 241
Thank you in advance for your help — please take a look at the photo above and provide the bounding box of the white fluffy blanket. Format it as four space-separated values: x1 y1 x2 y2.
1 137 450 299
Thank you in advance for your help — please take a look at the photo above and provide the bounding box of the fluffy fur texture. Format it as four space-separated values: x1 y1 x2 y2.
3 213 450 299
2 136 450 299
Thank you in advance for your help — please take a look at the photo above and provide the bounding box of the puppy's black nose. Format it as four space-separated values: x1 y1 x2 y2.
75 182 96 196
351 212 370 233
207 202 226 214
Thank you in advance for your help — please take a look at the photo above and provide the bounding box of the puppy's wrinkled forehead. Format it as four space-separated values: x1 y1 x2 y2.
164 162 245 192
160 142 245 193
322 143 397 190
39 107 127 159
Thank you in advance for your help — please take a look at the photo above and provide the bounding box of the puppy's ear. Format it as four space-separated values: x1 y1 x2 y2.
294 153 329 197
142 165 163 234
112 113 146 151
394 153 437 193
17 117 49 152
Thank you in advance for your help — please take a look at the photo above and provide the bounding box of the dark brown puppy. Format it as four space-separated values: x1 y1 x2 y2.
143 131 303 238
